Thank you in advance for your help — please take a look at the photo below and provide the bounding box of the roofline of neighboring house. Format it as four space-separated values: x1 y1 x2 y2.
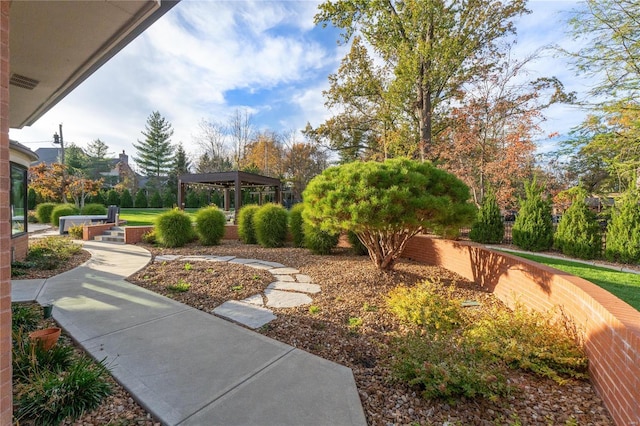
9 139 38 162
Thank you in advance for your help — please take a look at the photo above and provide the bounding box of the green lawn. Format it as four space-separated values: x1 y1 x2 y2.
118 208 199 226
505 252 640 311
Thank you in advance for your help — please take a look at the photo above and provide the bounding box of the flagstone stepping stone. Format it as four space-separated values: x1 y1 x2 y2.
229 258 259 264
267 281 321 294
154 255 181 262
270 274 295 282
295 274 312 283
269 267 300 275
242 294 265 306
257 261 286 268
213 300 276 329
244 262 274 270
264 289 312 308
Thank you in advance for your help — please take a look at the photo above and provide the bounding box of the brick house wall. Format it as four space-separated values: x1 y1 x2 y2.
402 236 640 425
0 1 12 423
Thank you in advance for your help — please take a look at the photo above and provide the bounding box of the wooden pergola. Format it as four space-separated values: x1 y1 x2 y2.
178 170 282 214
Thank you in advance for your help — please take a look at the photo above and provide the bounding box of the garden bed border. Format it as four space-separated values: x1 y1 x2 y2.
401 235 640 426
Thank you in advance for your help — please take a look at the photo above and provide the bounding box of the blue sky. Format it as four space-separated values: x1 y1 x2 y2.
10 0 587 169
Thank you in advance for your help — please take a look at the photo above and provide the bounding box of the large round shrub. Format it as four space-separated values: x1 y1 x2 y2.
155 208 194 248
195 206 227 246
303 158 476 270
303 221 339 255
51 204 80 227
289 203 305 248
605 186 640 263
469 192 504 244
81 203 107 215
237 205 260 244
36 202 57 224
554 190 602 259
512 179 553 252
254 204 289 248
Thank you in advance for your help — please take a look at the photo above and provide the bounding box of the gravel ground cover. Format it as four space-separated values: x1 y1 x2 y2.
14 239 615 425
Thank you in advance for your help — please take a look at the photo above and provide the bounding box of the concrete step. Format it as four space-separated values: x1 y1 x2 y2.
94 235 125 244
105 230 125 237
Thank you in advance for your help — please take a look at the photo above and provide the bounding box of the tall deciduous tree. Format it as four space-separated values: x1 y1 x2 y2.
241 131 284 177
133 111 174 189
194 119 233 172
29 163 70 202
284 141 328 202
229 109 254 168
315 0 528 160
566 0 640 102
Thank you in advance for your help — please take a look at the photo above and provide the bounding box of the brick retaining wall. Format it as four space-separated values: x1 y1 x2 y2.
402 235 640 426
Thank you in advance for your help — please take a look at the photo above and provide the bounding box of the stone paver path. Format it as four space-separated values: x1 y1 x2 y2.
153 254 321 328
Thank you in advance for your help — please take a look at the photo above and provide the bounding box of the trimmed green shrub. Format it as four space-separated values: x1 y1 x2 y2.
120 189 133 208
512 179 553 251
605 186 640 263
155 208 194 248
36 202 57 224
106 189 120 206
149 191 163 208
51 204 80 227
163 191 176 208
303 158 476 270
238 204 260 244
554 190 601 259
303 221 339 255
28 187 37 210
469 192 504 244
80 203 107 215
254 203 289 248
195 206 226 245
141 229 157 245
347 231 369 256
134 189 148 208
289 203 305 248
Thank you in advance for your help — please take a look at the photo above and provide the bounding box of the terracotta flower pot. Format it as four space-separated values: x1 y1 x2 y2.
29 327 61 351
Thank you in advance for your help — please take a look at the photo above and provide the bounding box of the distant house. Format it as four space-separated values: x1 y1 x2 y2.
32 147 61 166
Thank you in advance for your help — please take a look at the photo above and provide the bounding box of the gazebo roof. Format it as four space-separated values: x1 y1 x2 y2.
179 170 281 188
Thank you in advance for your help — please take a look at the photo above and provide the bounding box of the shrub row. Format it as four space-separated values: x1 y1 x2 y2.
35 202 107 226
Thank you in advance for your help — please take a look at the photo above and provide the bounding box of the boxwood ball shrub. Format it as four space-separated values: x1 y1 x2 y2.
254 203 289 248
289 203 305 248
469 191 504 244
51 204 80 227
303 221 339 255
195 206 226 246
238 204 260 244
80 203 107 215
155 208 195 248
36 202 57 224
303 158 476 270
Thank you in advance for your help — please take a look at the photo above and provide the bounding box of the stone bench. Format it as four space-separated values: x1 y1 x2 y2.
59 215 108 234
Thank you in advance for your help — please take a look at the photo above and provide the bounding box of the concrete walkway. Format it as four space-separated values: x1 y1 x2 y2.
11 241 366 426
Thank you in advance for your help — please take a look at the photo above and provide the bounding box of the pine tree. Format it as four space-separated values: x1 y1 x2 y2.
554 189 602 259
120 189 133 208
133 111 175 184
134 189 148 208
106 189 120 207
469 192 504 244
149 191 163 208
512 179 554 251
167 142 192 196
605 185 640 263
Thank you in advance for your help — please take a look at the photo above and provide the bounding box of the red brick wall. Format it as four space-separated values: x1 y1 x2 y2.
124 226 154 244
11 234 28 261
0 2 11 422
402 236 640 426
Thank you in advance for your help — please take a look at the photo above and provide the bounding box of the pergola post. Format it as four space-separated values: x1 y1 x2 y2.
234 176 241 215
224 188 230 211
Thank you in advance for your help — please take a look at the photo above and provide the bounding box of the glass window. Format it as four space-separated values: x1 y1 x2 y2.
10 163 27 236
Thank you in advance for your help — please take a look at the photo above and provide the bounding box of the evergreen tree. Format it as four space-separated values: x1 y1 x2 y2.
133 111 175 190
512 179 554 251
167 142 192 196
554 189 602 259
27 187 37 210
163 191 176 208
149 191 163 208
469 192 504 244
85 139 113 180
134 189 148 208
120 189 134 208
605 184 640 263
185 191 199 208
106 189 120 206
